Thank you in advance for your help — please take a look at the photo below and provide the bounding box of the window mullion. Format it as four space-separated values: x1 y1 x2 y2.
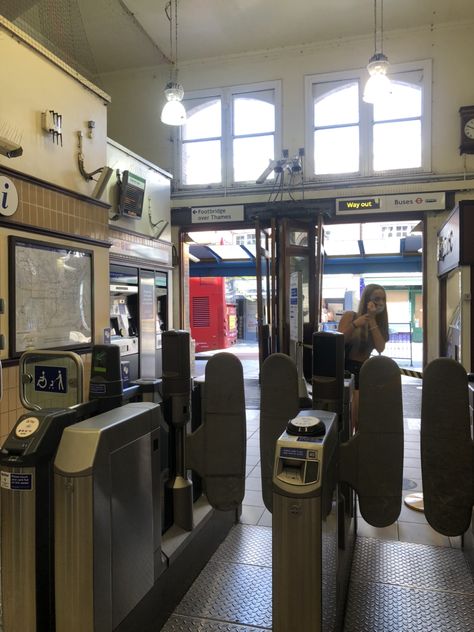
360 84 373 176
234 131 275 140
223 92 232 186
182 135 222 144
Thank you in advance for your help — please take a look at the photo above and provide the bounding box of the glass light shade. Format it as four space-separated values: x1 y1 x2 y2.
363 53 392 104
160 82 187 126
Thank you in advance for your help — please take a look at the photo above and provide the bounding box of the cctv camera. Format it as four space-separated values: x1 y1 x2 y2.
0 137 23 158
92 166 113 200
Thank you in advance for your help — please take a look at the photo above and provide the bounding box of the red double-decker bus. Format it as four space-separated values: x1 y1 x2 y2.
190 277 237 352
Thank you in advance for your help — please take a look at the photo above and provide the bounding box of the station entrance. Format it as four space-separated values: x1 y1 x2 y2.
180 212 424 376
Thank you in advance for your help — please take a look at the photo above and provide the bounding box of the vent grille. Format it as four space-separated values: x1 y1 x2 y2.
192 297 210 327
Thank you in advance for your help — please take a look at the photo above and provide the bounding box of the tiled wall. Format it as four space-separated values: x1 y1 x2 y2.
0 365 24 445
6 176 109 240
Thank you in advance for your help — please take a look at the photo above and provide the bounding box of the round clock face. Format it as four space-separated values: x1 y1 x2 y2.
464 118 474 140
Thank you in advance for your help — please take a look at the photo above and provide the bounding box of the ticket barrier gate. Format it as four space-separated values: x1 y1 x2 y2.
420 358 474 573
0 345 141 632
54 330 247 632
311 331 355 622
261 351 403 631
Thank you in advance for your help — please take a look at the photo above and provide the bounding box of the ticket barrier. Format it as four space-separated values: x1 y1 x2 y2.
311 331 355 624
54 330 247 632
0 345 138 632
261 352 403 632
420 358 474 573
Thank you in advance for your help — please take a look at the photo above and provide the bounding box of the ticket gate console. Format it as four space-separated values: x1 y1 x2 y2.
53 330 247 632
0 345 141 632
261 347 404 632
273 410 339 632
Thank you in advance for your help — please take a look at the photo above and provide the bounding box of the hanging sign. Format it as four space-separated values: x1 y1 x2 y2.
336 192 446 215
0 176 19 217
191 205 244 224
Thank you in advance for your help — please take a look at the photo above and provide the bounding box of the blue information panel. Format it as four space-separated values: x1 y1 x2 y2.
280 447 307 459
34 365 68 393
1 472 33 491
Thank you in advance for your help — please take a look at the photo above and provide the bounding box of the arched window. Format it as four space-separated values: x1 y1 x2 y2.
181 97 222 186
306 61 431 178
180 82 281 187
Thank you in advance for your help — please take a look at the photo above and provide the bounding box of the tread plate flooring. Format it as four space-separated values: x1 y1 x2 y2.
162 524 474 632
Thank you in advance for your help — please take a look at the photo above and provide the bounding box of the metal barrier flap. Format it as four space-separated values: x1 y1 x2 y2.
186 352 246 511
20 349 84 410
260 353 300 512
340 356 404 527
421 358 474 536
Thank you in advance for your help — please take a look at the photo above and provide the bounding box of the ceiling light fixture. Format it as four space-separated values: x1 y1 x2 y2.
160 0 186 126
363 0 392 104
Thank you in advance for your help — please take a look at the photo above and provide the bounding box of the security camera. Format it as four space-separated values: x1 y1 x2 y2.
0 136 23 158
92 166 113 200
256 159 278 184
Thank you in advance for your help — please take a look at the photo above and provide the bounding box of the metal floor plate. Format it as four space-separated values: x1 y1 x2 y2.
172 559 272 628
161 615 269 631
352 537 474 593
344 581 474 632
211 523 272 567
163 528 474 632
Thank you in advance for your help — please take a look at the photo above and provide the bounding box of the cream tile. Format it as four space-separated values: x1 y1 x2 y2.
8 411 17 432
246 453 260 467
404 457 421 468
243 489 264 507
246 446 261 456
405 418 421 430
398 521 450 547
239 505 265 526
245 476 262 491
0 410 9 436
398 504 429 524
258 510 272 527
247 437 260 447
404 467 422 479
357 516 399 540
4 366 13 390
11 367 19 389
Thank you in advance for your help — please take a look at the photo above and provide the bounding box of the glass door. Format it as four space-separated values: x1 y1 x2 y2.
255 218 276 370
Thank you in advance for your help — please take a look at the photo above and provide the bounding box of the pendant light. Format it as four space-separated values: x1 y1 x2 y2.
363 0 392 104
160 0 186 126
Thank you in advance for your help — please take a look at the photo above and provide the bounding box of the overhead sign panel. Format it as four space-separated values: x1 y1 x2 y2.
191 205 244 224
336 192 446 215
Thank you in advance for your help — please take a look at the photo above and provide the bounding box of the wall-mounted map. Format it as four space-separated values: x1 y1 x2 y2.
9 237 93 356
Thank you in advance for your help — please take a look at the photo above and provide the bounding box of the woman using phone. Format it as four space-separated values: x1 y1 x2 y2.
338 283 390 430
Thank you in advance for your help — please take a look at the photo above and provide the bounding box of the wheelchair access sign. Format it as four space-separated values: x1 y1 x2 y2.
34 365 68 393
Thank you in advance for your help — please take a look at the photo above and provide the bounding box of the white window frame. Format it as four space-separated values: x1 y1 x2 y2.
176 80 282 190
304 60 432 180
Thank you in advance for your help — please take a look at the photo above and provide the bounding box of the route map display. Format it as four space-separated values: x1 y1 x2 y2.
10 237 93 355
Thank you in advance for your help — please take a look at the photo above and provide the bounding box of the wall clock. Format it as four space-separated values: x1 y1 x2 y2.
459 105 474 154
